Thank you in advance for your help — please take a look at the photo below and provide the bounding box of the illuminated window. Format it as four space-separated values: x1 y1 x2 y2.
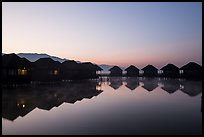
54 70 58 75
158 70 163 74
180 70 184 74
18 69 28 75
139 70 144 74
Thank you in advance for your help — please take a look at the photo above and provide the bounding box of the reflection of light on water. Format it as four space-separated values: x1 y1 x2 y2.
100 81 110 86
158 82 163 87
17 103 26 108
54 93 57 97
180 85 184 89
96 85 102 90
178 78 185 81
16 99 27 108
139 82 144 86
2 78 202 136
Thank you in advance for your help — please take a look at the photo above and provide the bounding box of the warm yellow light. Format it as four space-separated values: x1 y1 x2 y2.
18 69 28 75
54 70 58 75
22 104 25 108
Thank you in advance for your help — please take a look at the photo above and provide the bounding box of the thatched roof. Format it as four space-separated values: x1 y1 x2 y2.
21 57 32 67
125 65 139 71
2 53 21 68
160 64 179 71
33 58 61 69
142 65 158 71
61 60 80 70
180 62 202 71
109 66 122 72
81 62 101 71
2 53 31 68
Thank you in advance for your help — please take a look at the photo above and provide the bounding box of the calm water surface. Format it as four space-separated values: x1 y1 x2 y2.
2 77 202 135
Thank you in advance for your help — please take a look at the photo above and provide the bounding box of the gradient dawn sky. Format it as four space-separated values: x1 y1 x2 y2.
2 2 202 68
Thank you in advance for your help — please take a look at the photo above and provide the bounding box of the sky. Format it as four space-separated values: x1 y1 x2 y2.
2 2 202 68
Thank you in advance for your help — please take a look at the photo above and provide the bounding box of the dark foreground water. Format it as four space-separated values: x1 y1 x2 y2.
2 77 202 135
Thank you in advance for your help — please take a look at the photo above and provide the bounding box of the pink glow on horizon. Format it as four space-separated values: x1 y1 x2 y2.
2 3 202 68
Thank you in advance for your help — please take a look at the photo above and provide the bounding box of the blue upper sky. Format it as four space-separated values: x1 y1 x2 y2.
2 2 202 68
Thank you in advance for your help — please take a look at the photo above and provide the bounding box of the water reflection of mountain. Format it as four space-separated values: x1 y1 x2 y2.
109 77 123 90
179 80 202 96
2 81 102 121
160 78 180 94
125 77 139 90
140 78 159 92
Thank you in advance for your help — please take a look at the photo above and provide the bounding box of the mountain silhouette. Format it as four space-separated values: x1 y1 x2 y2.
17 53 69 63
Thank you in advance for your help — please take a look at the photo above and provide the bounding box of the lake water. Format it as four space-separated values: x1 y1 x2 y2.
2 77 202 135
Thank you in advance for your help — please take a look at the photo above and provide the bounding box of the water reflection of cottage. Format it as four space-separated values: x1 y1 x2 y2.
109 77 123 90
160 64 180 78
141 65 158 77
2 87 36 121
64 81 102 103
160 78 180 94
109 66 123 76
125 65 139 77
179 80 202 96
140 78 158 91
180 62 202 80
2 81 102 121
2 53 32 84
125 77 139 91
31 58 61 82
